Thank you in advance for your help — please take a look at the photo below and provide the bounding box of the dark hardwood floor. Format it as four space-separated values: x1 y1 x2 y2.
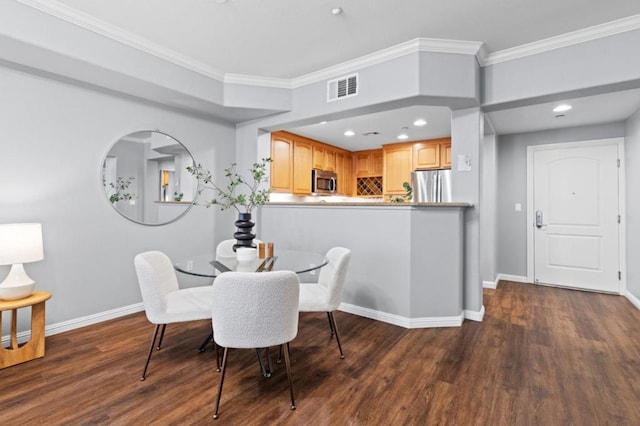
2 281 640 425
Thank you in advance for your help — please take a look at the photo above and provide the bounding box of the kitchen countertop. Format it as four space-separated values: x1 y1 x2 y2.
265 202 472 207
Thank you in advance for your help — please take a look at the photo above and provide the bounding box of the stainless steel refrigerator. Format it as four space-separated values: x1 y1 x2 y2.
411 169 452 203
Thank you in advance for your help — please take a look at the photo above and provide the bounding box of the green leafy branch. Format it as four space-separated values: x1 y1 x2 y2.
187 158 273 214
388 181 413 203
108 176 136 203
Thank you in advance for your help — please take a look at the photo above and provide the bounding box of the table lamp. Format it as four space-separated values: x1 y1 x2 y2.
0 223 44 300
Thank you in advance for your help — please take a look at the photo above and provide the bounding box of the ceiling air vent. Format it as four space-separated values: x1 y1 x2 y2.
327 73 358 102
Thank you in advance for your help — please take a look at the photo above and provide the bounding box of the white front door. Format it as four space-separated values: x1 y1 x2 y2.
530 140 621 293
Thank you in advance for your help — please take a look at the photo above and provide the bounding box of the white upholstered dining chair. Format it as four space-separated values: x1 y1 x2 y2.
211 270 300 420
134 250 214 381
298 247 351 358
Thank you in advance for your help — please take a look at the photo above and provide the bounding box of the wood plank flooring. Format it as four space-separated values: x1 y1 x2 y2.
1 281 640 425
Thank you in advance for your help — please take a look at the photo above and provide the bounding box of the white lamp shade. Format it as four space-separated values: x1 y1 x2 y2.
0 223 44 265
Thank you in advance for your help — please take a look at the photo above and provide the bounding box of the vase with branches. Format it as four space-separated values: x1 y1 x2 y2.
108 176 136 204
187 158 272 249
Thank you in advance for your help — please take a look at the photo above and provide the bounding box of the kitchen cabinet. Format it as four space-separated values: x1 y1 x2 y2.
270 133 293 192
313 144 337 171
292 139 313 194
312 144 324 170
441 141 452 168
354 149 383 177
383 142 413 196
335 151 353 195
413 137 451 170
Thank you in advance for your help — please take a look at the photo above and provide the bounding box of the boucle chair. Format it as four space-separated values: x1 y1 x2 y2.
211 270 300 420
298 247 351 359
134 250 214 381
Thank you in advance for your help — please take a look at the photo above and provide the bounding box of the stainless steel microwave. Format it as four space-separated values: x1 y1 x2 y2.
312 169 337 194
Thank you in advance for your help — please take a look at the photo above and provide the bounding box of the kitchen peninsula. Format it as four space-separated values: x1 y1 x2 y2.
257 202 471 328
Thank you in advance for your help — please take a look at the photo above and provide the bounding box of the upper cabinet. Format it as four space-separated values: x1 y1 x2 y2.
354 149 383 177
413 137 451 170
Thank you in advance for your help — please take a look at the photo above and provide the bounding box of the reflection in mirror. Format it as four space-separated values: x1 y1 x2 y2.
102 131 197 225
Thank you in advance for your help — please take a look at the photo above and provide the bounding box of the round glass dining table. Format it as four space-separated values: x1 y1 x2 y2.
174 249 328 278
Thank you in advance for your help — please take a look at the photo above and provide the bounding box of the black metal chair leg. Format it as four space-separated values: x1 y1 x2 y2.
198 331 213 353
141 324 163 381
326 312 335 336
255 348 271 377
156 324 167 350
213 347 229 419
215 341 221 372
328 312 345 359
283 342 296 410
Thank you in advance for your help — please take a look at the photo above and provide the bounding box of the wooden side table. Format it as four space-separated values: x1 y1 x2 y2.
0 291 52 368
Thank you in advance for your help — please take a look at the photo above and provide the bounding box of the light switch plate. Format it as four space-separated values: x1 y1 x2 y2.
515 203 522 212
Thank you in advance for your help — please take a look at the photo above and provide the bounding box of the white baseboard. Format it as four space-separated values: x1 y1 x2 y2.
483 280 497 289
339 303 464 328
626 290 640 311
464 305 485 322
496 273 529 284
2 302 144 346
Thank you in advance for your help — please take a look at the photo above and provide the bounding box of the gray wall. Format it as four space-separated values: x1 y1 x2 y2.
0 64 235 333
624 108 640 300
496 123 625 277
480 132 498 284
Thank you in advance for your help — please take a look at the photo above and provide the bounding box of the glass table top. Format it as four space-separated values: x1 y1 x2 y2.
174 249 328 278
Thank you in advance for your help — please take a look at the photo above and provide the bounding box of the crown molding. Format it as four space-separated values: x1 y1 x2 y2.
224 73 293 89
290 38 483 89
482 13 640 66
16 0 226 81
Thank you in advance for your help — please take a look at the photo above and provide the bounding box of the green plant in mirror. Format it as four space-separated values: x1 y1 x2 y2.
108 176 136 203
187 158 272 214
388 181 413 203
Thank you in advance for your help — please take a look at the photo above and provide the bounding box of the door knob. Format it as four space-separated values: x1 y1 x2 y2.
535 210 545 228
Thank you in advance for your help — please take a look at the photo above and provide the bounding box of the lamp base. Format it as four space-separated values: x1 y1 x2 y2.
0 263 36 300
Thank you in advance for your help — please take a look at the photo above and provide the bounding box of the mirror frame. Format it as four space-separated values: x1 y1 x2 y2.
102 130 198 226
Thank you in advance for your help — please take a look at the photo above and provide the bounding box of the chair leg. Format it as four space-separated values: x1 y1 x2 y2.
213 347 229 419
198 331 213 353
283 342 296 411
327 312 345 359
141 324 164 381
156 324 167 350
326 312 335 336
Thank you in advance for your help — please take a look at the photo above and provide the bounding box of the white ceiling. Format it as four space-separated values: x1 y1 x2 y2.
40 0 640 148
52 0 640 79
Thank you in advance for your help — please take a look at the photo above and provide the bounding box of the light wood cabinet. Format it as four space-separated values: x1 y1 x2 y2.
324 148 336 172
354 149 383 177
270 134 293 192
292 139 313 194
312 144 324 170
383 142 413 195
441 142 452 168
335 151 353 195
413 137 451 170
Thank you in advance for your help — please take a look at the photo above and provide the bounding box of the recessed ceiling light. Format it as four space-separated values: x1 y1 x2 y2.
344 130 355 136
397 133 409 140
318 121 328 125
332 7 343 15
413 119 427 126
553 104 572 113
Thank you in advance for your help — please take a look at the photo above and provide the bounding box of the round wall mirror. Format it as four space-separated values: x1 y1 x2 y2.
102 130 198 225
